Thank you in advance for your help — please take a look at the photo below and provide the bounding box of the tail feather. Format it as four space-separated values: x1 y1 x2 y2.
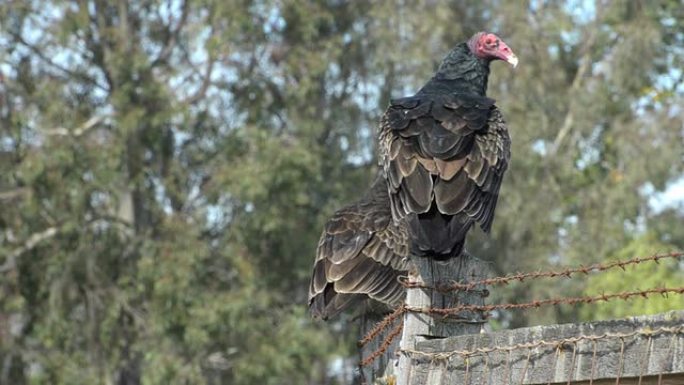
309 285 364 320
408 204 472 259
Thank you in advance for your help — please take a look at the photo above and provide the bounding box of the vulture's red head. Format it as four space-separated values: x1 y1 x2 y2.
468 32 518 68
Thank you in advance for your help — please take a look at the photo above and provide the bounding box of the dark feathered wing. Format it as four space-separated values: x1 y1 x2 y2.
379 92 510 257
308 176 411 320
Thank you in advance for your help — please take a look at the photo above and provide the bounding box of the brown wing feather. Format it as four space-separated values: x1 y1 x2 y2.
463 108 511 232
308 175 411 320
379 93 510 256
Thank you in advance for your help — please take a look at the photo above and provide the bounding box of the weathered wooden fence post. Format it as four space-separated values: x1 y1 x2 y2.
397 251 489 385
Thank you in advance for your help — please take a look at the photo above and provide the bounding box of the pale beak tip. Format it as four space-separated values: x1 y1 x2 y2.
507 55 519 68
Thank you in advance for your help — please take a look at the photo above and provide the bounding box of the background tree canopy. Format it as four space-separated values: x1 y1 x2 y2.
0 1 682 384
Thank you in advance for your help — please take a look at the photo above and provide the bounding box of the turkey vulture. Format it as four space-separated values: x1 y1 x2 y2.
379 31 515 259
308 32 515 319
309 175 411 320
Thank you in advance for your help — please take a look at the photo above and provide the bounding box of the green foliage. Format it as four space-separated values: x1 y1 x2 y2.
0 0 682 384
580 236 684 321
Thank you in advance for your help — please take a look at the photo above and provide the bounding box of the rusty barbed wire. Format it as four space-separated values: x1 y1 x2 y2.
358 252 684 367
400 325 684 361
358 305 406 348
358 286 684 366
401 252 684 292
360 321 404 367
405 286 684 316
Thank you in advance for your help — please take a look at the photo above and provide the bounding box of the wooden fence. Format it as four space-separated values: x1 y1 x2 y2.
358 252 684 385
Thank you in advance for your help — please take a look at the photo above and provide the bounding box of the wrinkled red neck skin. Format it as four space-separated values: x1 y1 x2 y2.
467 32 487 56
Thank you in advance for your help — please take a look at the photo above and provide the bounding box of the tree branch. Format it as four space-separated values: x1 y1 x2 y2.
549 36 596 155
0 227 59 273
81 0 116 91
41 115 105 137
181 55 215 105
0 214 134 273
10 32 110 92
548 3 606 155
151 0 190 67
0 188 30 202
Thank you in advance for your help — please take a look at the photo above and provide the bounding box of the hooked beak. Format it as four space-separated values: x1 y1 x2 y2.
495 40 518 68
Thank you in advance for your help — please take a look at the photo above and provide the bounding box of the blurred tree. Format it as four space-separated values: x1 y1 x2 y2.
579 235 684 321
0 1 358 384
0 1 682 384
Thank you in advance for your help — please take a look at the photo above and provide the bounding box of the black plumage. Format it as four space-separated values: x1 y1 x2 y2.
308 175 411 320
379 39 512 259
309 32 514 319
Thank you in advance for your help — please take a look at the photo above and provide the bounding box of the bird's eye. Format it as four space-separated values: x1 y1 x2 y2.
486 38 493 44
